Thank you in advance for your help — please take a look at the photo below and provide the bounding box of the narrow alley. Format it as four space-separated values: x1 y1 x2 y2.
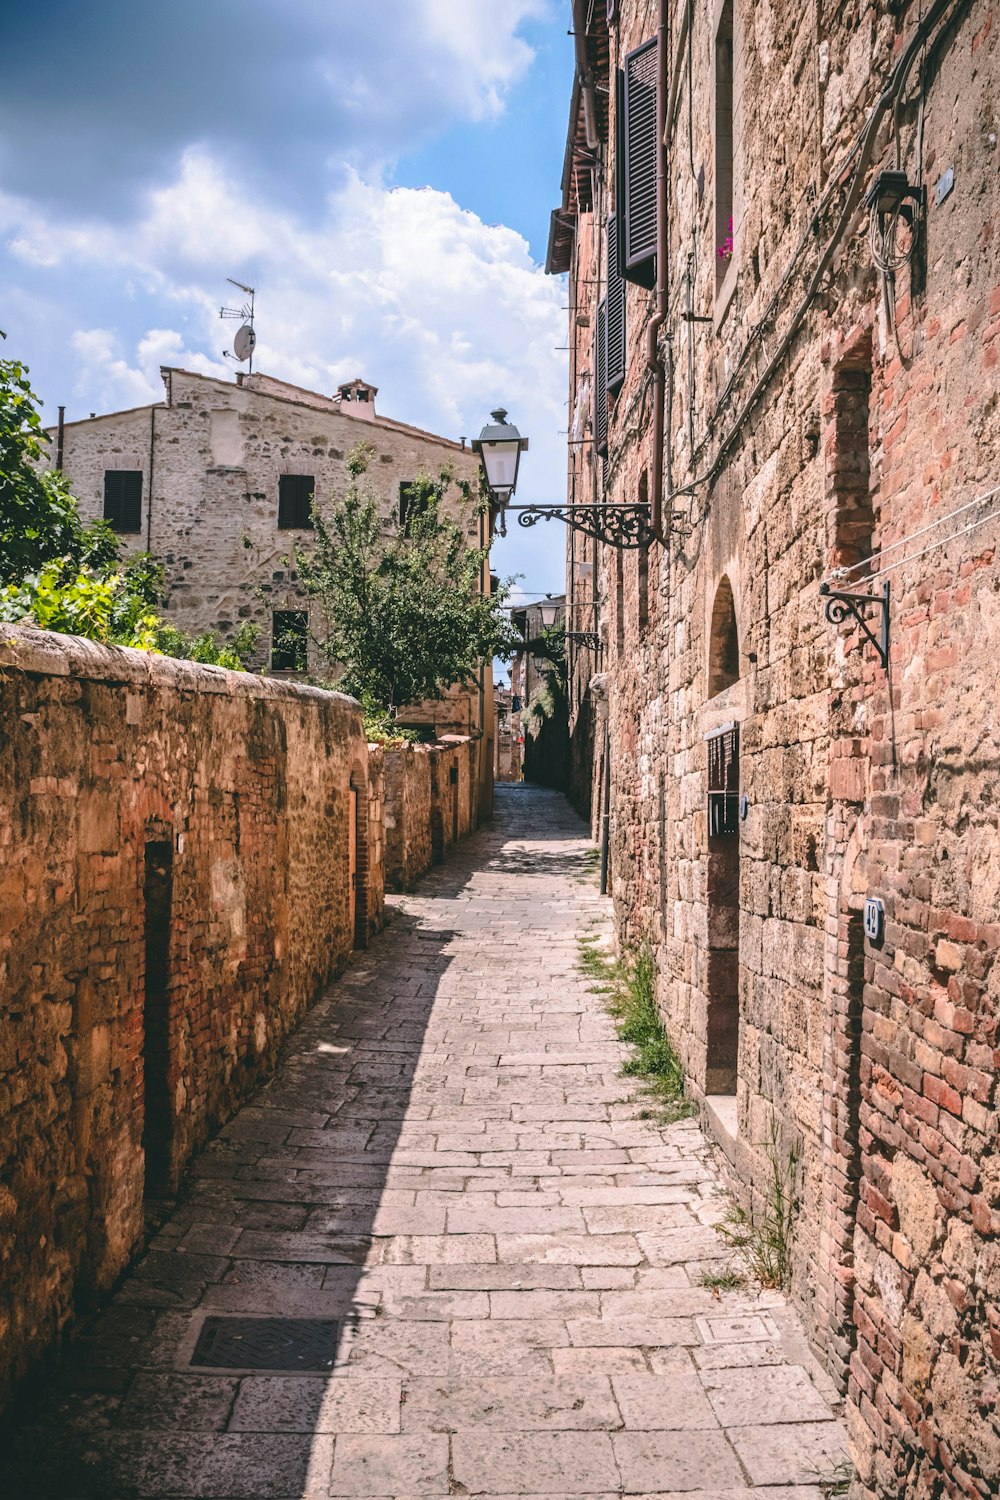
3 787 847 1499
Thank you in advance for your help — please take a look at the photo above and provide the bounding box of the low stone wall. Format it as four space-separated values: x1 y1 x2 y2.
384 744 433 891
0 625 372 1413
364 745 386 936
384 737 481 891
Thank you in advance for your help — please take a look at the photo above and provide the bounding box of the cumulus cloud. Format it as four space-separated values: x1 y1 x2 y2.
0 0 549 217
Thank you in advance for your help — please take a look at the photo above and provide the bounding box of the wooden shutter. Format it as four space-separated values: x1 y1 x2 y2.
103 469 143 533
272 610 308 671
707 725 740 836
278 474 315 530
622 39 658 288
605 216 626 394
595 298 608 458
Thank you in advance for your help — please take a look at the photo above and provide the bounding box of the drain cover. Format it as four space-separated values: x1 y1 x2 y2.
191 1317 340 1371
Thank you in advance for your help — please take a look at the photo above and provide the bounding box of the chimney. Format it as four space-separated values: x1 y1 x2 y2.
335 378 378 420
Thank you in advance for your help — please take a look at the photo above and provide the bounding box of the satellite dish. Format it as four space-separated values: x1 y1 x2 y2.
233 324 256 362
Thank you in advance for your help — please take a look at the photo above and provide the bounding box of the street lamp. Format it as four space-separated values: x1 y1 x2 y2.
472 409 528 532
537 598 561 628
473 409 656 550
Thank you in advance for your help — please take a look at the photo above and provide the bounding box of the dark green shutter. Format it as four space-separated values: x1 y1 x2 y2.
606 216 626 394
595 298 608 459
622 38 658 288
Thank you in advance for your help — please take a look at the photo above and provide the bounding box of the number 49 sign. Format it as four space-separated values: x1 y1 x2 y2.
864 897 885 947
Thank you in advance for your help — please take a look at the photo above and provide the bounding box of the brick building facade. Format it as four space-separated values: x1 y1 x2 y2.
47 368 495 794
550 2 1000 1495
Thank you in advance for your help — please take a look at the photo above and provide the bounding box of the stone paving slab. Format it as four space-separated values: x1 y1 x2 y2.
1 787 848 1498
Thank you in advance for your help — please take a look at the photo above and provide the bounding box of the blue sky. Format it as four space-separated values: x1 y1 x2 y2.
0 1 574 607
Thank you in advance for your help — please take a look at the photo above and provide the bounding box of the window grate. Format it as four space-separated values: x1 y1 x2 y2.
707 724 740 836
104 470 143 533
278 474 315 530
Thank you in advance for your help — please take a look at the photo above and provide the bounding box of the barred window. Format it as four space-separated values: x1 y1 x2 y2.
707 724 739 837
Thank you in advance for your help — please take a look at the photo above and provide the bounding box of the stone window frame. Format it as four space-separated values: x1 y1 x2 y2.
713 0 742 324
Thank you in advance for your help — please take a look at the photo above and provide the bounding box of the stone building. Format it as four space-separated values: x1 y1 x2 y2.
549 2 1000 1496
47 367 495 803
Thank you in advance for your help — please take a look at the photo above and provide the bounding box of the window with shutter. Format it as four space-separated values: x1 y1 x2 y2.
272 610 308 671
277 474 315 530
707 725 740 837
595 298 608 458
103 470 143 533
399 479 430 533
621 39 658 289
605 215 626 394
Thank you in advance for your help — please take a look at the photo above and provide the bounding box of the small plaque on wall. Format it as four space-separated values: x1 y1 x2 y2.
864 897 885 947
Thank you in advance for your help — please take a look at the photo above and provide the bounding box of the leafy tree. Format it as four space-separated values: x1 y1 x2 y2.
0 341 116 585
0 345 258 670
296 450 520 713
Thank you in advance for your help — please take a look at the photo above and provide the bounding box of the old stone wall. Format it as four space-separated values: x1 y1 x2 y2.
384 744 434 891
557 2 1000 1494
0 625 372 1413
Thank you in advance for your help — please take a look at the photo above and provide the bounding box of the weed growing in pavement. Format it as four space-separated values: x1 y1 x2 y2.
716 1113 800 1289
576 938 696 1126
697 1265 749 1294
813 1456 854 1498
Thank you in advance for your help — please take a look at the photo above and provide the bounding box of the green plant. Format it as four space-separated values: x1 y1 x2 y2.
697 1266 749 1293
0 343 119 586
295 457 520 716
716 1113 800 1289
577 939 695 1124
358 694 420 746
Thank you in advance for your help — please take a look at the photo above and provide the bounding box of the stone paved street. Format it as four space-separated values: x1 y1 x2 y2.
3 786 847 1499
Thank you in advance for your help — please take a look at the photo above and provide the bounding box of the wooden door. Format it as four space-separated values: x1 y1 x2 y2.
348 789 358 940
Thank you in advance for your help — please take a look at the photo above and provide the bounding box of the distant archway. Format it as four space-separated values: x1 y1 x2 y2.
708 576 740 696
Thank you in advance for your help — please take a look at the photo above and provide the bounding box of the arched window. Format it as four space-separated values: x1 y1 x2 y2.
708 576 739 696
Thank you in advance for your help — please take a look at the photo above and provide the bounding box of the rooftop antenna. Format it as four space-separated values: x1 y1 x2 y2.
220 277 256 375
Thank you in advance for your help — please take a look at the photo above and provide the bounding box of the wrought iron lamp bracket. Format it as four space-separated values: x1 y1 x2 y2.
501 503 655 550
819 579 890 669
566 631 602 650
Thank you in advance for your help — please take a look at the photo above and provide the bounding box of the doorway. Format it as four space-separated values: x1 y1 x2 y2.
706 726 740 1095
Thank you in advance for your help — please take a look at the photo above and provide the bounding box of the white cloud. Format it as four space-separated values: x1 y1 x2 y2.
2 150 569 588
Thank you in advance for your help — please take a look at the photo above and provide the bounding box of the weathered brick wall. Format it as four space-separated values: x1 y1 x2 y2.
558 2 1000 1493
365 745 386 940
0 625 372 1413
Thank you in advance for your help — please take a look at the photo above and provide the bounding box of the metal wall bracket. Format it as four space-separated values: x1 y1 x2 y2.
819 579 890 669
502 503 654 549
566 631 602 650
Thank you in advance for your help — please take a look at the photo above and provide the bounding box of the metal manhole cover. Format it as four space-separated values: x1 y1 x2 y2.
190 1317 340 1371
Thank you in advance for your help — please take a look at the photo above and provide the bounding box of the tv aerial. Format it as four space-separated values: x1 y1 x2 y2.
220 277 256 374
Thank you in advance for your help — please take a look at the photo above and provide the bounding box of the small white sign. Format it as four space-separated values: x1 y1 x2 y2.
864 897 885 945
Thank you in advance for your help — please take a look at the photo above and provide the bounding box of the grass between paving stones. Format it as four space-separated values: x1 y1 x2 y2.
577 935 696 1126
715 1112 800 1290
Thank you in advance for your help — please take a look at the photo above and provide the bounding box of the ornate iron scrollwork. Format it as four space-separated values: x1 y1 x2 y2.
565 631 602 651
507 503 654 549
819 579 890 669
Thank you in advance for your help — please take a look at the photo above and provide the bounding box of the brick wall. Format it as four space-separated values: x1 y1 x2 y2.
557 2 1000 1493
0 625 373 1413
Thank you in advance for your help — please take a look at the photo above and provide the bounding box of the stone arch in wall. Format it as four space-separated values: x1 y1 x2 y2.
349 764 369 951
708 574 740 697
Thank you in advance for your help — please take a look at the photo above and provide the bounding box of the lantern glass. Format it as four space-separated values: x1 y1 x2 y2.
473 408 527 503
